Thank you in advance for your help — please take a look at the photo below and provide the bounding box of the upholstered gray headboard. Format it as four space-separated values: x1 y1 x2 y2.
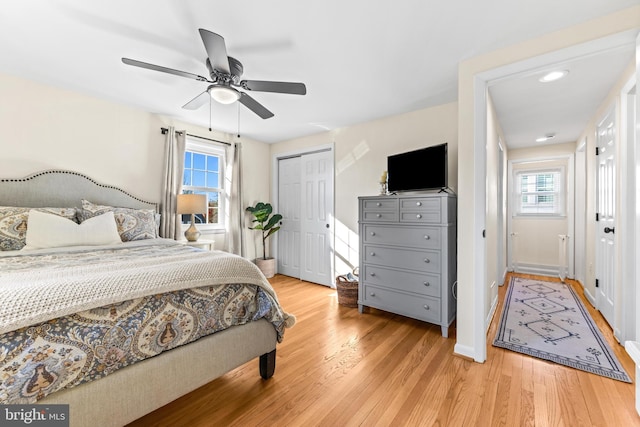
0 170 158 211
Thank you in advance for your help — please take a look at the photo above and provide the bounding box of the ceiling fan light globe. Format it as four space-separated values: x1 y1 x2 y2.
209 86 240 104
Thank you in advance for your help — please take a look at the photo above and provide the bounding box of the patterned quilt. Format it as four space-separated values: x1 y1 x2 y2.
0 240 292 403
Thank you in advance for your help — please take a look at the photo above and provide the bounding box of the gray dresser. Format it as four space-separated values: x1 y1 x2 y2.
358 193 457 337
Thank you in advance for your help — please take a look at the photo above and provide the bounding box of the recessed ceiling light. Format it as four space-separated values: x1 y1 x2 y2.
539 70 569 83
535 133 556 143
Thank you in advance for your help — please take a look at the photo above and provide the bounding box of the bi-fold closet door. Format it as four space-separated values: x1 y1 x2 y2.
277 150 333 286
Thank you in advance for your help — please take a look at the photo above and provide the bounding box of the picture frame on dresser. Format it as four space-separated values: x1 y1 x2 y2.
358 192 457 337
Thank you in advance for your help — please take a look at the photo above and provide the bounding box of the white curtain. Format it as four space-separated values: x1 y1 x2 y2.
225 142 244 256
160 127 186 239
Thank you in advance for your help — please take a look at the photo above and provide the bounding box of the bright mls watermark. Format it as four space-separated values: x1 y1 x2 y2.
0 405 69 426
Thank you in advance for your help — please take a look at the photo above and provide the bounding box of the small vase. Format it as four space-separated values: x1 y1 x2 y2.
379 182 387 195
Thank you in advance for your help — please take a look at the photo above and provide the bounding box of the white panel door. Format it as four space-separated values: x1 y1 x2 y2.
300 151 334 286
596 107 616 327
277 157 301 278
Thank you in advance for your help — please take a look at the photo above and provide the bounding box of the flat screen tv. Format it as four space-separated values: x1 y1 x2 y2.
387 143 447 192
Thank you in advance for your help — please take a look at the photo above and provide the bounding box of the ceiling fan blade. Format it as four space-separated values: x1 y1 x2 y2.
182 91 210 110
199 29 230 74
238 92 274 119
240 80 306 95
122 58 209 82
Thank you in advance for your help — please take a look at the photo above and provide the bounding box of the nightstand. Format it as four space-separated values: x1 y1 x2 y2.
179 239 215 251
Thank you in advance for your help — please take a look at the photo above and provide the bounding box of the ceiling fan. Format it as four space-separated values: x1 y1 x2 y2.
122 29 306 119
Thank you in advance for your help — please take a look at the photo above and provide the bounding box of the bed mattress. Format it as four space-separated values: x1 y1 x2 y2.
0 239 291 404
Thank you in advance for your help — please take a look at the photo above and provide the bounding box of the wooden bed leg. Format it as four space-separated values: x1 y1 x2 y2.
259 349 276 379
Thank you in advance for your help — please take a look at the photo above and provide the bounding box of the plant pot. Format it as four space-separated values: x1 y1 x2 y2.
255 257 276 279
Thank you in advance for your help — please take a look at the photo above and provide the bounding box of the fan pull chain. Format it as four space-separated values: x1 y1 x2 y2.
209 96 212 132
237 102 241 138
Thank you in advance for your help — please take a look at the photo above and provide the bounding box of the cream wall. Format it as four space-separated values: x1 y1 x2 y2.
457 6 640 361
0 72 271 260
508 143 575 276
271 102 458 275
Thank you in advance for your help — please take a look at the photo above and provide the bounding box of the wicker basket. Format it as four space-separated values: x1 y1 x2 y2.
336 273 359 308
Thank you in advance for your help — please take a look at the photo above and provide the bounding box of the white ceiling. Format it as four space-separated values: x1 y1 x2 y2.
489 39 636 149
0 0 637 145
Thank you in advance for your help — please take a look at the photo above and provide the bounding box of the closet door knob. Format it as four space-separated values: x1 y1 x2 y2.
416 214 422 219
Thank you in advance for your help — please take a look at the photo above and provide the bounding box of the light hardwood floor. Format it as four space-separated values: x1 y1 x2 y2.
129 273 639 426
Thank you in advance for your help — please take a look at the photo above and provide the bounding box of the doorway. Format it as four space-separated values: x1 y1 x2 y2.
461 30 638 363
275 146 335 286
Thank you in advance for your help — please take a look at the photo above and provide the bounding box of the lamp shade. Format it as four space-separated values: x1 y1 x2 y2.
177 194 207 214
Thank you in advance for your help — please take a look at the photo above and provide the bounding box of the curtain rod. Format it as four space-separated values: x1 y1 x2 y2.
160 127 231 146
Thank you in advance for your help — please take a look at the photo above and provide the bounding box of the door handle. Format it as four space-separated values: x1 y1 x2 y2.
604 227 615 234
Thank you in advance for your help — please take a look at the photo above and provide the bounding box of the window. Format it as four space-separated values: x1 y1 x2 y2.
182 138 226 230
513 168 564 216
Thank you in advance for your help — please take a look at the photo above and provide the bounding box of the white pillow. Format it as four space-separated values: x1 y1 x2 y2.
23 210 122 250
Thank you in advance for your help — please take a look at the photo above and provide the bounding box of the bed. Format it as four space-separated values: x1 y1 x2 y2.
0 170 293 426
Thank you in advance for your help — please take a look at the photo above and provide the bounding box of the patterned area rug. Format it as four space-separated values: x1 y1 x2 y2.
493 276 631 383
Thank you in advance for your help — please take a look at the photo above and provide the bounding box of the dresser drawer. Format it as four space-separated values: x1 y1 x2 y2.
362 264 441 298
399 197 441 223
362 224 440 249
361 198 398 222
363 244 441 273
361 211 399 222
362 284 441 323
362 198 398 211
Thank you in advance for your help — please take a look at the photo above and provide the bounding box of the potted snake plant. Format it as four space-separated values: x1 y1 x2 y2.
246 202 282 278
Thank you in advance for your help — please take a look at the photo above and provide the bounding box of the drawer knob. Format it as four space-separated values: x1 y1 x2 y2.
424 258 430 263
424 305 430 310
376 214 382 218
416 214 422 219
370 272 376 277
424 282 430 287
370 231 376 236
376 202 381 207
370 292 376 297
424 235 430 240
370 252 376 256
416 201 422 206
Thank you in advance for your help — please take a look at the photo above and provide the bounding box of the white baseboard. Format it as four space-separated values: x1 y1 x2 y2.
624 341 640 415
583 286 596 307
575 279 596 307
513 263 560 277
453 343 480 361
486 293 498 334
500 268 508 285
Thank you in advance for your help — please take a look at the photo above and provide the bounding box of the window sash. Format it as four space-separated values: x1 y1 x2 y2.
181 139 225 230
514 168 564 216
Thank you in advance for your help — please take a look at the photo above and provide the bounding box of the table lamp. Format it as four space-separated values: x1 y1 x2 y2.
177 194 207 242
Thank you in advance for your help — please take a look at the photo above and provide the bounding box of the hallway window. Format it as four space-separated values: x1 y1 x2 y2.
513 168 564 216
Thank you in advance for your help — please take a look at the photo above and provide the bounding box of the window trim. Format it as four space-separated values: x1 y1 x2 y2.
182 138 226 232
513 167 566 218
